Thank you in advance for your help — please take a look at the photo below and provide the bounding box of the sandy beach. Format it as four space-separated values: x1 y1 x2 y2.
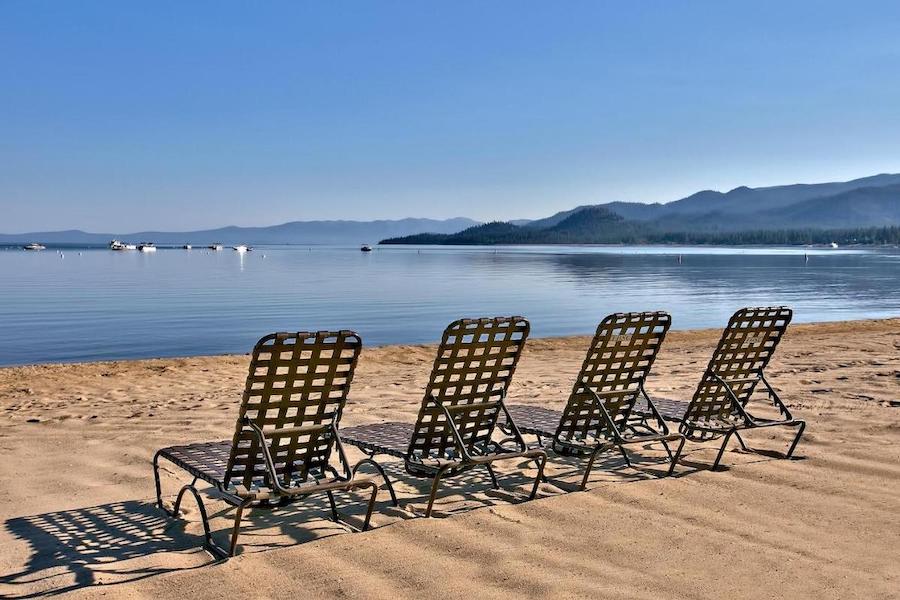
0 318 897 599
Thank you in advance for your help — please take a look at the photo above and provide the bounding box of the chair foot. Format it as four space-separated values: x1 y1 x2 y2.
786 420 806 458
666 436 686 476
711 431 735 470
580 444 611 490
617 445 632 467
660 439 674 461
326 490 340 523
170 483 231 560
424 464 453 518
227 499 252 558
529 452 547 499
485 464 500 490
152 451 167 513
734 430 750 451
359 481 379 531
353 457 399 507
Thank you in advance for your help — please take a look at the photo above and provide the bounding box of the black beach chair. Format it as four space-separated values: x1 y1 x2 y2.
632 306 806 470
153 330 378 558
504 312 685 489
341 317 547 517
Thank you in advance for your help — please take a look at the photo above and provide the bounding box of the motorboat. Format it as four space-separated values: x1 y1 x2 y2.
830 242 839 249
137 243 157 252
23 243 46 251
183 244 192 250
360 244 373 252
232 245 249 253
109 239 129 251
209 244 223 251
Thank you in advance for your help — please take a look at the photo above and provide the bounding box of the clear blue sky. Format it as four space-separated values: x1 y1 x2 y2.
2 1 899 232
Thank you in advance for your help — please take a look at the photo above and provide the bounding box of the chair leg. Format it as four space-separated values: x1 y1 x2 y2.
171 483 229 560
666 436 687 476
733 431 750 451
711 430 735 470
786 420 806 458
529 452 547 500
228 499 252 557
660 438 674 461
353 458 399 507
326 491 340 523
152 452 166 512
358 481 379 531
485 464 500 489
580 444 611 491
424 464 454 518
617 445 632 467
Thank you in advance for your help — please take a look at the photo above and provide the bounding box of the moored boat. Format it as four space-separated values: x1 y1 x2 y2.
360 244 373 252
183 244 192 250
232 245 248 253
209 244 223 251
137 243 157 252
23 243 46 251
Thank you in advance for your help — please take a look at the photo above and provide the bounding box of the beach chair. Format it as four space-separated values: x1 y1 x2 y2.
341 317 547 517
632 306 806 470
504 312 685 489
153 330 378 558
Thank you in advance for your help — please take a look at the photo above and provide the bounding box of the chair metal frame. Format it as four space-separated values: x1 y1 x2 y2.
343 317 547 517
153 330 378 559
505 312 686 489
632 306 806 470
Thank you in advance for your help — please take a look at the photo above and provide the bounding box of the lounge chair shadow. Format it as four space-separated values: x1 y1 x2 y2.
537 443 677 491
371 459 548 518
0 500 210 599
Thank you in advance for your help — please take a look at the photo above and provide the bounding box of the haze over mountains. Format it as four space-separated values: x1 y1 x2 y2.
0 218 478 245
3 173 899 245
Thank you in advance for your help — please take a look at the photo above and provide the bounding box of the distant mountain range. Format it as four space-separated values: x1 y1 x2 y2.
4 173 900 246
383 174 900 245
0 217 479 245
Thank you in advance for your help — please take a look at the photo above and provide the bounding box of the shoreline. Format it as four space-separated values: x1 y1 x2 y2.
1 316 897 371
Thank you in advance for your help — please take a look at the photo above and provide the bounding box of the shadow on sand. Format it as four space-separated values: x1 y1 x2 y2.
1 440 758 598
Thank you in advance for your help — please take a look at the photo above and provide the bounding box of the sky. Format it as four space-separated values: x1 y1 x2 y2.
2 1 900 233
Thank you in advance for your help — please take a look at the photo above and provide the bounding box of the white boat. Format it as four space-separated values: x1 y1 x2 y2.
209 244 223 251
830 242 839 249
183 244 192 250
109 239 130 251
23 243 46 251
137 243 157 252
360 244 373 252
232 245 248 253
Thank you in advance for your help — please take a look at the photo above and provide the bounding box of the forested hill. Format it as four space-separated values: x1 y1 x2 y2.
381 207 900 246
382 178 900 246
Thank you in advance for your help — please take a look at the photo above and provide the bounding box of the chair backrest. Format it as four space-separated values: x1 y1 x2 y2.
554 312 671 444
683 306 792 424
407 317 530 461
224 330 362 491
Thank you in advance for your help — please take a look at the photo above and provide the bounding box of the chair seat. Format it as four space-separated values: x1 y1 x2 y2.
158 441 331 500
505 404 563 437
633 396 691 421
341 422 414 458
158 440 232 486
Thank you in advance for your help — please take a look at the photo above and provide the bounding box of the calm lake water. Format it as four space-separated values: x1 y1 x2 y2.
0 244 897 366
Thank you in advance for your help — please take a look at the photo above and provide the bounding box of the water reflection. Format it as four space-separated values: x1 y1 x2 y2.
0 245 896 365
